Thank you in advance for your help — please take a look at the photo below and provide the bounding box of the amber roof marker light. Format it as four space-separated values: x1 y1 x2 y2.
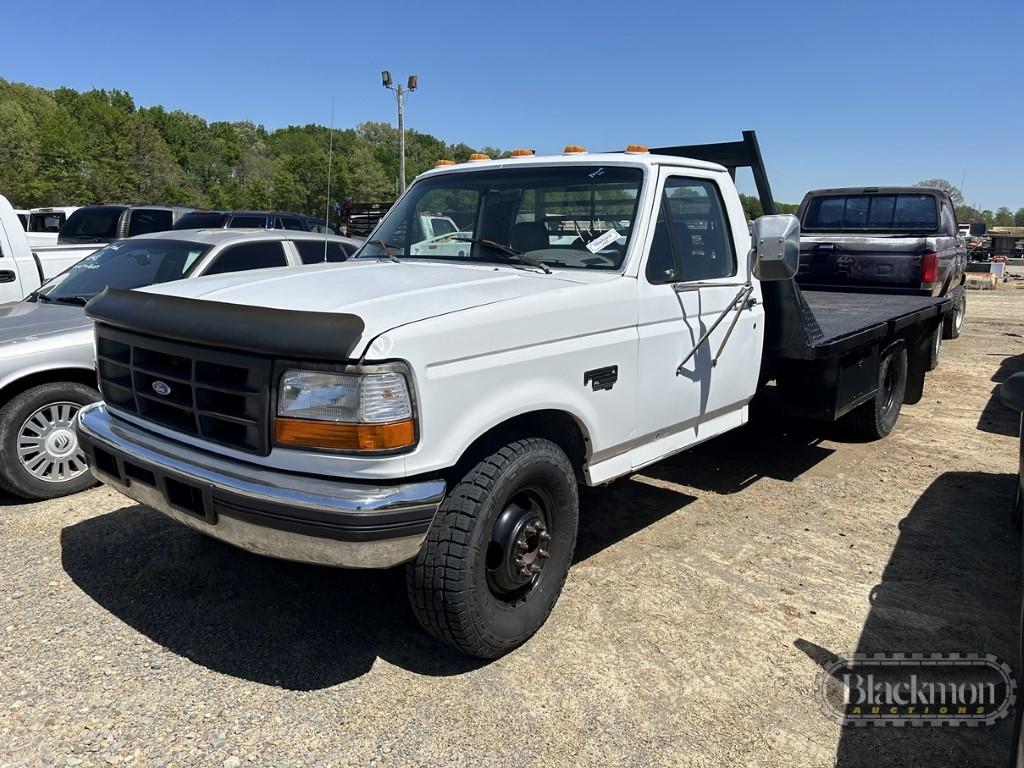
562 144 587 155
434 159 456 167
468 153 491 162
625 144 649 154
509 149 536 157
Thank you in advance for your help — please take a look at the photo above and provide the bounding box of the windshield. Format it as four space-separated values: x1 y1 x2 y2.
803 194 939 232
358 165 644 271
35 239 212 302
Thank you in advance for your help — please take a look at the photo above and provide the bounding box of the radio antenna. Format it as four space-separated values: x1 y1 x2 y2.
324 95 335 259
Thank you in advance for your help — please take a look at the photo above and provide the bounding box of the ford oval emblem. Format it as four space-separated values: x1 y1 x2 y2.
151 380 172 397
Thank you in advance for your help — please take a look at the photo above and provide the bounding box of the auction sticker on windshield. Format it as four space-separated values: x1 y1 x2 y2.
586 228 621 254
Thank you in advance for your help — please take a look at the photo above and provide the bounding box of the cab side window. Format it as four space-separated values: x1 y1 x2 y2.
294 240 350 264
127 209 173 236
646 177 735 284
203 242 289 275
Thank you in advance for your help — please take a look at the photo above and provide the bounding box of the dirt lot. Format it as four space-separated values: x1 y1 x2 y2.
2 287 1023 768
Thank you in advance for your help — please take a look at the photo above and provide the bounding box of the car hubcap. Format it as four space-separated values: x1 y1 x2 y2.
486 490 552 600
17 402 88 483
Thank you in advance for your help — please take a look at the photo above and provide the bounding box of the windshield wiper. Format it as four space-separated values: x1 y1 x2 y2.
450 237 552 274
52 296 90 306
369 239 401 263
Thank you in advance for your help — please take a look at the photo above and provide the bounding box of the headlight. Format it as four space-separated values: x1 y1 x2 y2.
274 368 416 452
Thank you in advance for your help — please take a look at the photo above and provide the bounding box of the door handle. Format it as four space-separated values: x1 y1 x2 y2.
0 270 16 284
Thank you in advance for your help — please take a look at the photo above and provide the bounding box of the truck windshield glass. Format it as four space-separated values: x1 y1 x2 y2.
357 165 644 270
34 239 212 302
803 194 938 232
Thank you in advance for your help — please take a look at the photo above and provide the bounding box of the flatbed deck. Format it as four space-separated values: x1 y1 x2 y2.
802 290 949 355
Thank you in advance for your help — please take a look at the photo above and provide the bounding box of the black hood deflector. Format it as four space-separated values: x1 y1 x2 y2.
86 288 365 361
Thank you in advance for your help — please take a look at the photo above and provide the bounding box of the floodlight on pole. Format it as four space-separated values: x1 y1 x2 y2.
382 71 418 195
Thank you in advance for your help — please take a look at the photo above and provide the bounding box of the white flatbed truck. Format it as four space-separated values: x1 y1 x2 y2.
75 132 950 657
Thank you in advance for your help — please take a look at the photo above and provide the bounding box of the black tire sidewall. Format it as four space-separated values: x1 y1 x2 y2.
0 382 100 500
467 446 578 651
875 344 908 437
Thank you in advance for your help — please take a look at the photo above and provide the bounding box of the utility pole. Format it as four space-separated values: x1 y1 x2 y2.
381 71 418 195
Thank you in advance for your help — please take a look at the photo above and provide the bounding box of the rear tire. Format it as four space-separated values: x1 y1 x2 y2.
943 289 966 340
407 437 579 658
0 382 100 500
844 343 907 440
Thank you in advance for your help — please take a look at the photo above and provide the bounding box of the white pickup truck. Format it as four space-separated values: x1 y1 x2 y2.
75 133 951 658
1 196 47 302
0 196 104 295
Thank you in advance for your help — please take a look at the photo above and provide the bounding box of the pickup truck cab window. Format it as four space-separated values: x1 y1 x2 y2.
646 177 735 284
127 209 174 237
60 207 125 243
804 193 939 232
203 241 288 275
359 165 643 271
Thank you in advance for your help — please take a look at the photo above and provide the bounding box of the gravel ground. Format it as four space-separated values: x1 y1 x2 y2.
2 287 1023 767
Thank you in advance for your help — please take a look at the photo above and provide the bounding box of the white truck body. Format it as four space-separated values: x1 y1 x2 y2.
92 156 760 484
75 138 949 657
0 195 44 303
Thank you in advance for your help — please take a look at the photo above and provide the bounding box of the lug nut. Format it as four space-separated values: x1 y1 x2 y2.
529 564 542 574
538 548 549 559
516 540 529 553
538 531 551 543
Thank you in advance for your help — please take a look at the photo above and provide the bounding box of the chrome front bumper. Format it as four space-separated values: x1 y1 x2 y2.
74 402 446 568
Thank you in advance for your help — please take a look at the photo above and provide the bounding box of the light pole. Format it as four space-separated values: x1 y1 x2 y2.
381 70 417 195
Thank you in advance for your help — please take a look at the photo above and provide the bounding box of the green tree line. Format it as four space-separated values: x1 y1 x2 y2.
0 78 502 213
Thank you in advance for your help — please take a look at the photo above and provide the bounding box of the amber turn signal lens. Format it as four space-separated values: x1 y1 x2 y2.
275 418 416 451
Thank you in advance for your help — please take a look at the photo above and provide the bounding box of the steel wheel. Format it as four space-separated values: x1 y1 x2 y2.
485 488 553 603
17 401 88 484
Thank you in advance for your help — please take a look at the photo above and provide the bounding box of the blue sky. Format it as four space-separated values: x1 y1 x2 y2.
2 0 1021 209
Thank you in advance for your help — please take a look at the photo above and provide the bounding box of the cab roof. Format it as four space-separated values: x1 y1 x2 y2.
417 151 727 180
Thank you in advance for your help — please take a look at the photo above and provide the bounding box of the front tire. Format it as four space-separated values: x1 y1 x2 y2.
0 382 100 500
844 343 907 440
407 438 579 658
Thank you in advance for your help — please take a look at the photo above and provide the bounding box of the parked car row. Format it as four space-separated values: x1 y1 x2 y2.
0 193 361 498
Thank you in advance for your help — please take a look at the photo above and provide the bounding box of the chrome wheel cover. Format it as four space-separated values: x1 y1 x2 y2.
17 401 88 483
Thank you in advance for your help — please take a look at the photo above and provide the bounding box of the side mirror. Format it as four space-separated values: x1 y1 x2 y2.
1001 373 1024 413
751 214 800 282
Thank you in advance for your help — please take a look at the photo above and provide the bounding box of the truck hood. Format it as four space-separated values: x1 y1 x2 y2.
141 260 610 346
0 301 91 346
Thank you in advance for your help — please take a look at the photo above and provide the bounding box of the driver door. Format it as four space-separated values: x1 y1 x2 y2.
632 170 764 469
